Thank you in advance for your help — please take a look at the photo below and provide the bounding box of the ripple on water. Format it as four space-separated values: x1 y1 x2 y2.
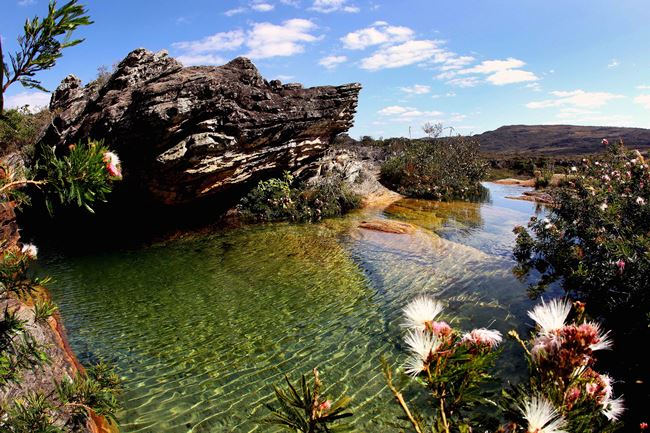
40 183 544 432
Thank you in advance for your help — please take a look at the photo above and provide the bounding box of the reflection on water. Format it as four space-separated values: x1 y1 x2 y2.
39 182 544 432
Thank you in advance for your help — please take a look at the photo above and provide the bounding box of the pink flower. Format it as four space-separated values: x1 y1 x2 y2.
318 400 331 412
429 321 452 338
103 151 122 179
616 260 625 274
602 138 609 145
586 382 598 396
640 422 648 430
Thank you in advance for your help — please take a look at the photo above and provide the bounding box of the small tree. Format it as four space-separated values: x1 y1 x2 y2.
0 0 92 115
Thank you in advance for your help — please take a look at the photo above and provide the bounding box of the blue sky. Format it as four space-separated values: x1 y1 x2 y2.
2 0 650 138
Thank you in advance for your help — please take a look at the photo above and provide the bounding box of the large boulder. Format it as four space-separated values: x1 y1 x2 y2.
42 48 361 205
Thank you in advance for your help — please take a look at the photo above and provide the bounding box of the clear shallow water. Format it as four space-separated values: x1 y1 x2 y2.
39 182 545 432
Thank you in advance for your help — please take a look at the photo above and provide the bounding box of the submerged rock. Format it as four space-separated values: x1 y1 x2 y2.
41 49 361 205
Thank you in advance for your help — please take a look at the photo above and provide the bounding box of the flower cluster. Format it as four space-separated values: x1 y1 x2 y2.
401 296 503 379
509 298 624 432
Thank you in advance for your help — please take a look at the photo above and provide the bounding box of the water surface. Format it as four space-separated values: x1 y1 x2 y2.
40 182 544 432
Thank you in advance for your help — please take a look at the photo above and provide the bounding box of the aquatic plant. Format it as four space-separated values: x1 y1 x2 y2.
383 295 502 433
262 368 353 433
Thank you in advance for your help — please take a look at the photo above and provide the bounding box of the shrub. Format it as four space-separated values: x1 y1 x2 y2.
513 140 650 322
380 134 487 201
0 107 51 159
237 172 361 223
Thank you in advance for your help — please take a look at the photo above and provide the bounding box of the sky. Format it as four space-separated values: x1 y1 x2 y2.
2 0 650 138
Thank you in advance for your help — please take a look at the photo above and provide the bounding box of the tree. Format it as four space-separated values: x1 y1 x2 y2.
0 0 92 115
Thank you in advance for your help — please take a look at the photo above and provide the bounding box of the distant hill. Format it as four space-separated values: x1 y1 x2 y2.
476 125 650 155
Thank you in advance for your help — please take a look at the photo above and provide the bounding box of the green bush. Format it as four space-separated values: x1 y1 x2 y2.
237 172 361 223
380 135 487 200
0 107 51 159
513 140 650 323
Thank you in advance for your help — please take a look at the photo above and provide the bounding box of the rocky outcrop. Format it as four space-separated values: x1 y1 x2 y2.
42 48 361 205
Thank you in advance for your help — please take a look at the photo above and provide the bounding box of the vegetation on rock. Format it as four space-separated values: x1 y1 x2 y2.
237 171 361 223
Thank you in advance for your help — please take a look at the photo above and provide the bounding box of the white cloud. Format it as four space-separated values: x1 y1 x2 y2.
438 55 474 71
458 57 539 85
607 58 620 69
173 30 245 53
637 84 650 90
177 54 226 66
4 91 50 111
525 82 542 92
634 94 650 109
17 0 35 5
341 22 413 50
446 76 481 88
224 7 247 16
377 105 444 122
360 40 443 71
311 0 359 13
251 2 275 12
400 84 431 95
246 19 320 58
280 0 300 5
319 55 347 69
275 74 295 81
487 69 538 85
461 58 526 74
553 108 633 127
172 19 320 60
526 90 624 109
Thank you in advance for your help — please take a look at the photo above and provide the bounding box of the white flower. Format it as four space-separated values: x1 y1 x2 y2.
541 218 550 224
461 328 503 348
570 166 577 172
401 296 444 331
519 396 568 433
602 396 625 421
528 298 571 335
103 151 120 166
636 196 646 205
585 321 613 351
404 354 426 378
404 329 440 361
20 243 38 260
544 223 554 230
599 203 608 211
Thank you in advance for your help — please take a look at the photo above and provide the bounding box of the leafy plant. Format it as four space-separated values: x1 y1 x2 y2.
1 392 63 433
56 363 122 428
237 171 361 223
33 299 58 322
0 0 92 114
380 127 487 201
383 296 502 433
262 368 353 433
0 307 48 386
513 140 650 323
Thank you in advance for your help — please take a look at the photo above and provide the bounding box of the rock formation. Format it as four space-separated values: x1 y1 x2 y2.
41 49 361 205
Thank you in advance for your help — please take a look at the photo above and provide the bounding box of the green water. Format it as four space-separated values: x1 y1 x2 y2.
39 183 546 432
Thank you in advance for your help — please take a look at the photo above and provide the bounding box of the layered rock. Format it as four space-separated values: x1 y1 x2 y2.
42 48 361 205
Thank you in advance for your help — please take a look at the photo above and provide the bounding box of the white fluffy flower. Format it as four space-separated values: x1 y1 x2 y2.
599 203 608 211
570 166 577 172
519 396 568 433
401 296 443 331
461 328 503 348
636 196 646 205
584 321 613 351
404 354 426 378
528 298 571 335
602 396 625 421
404 329 440 361
20 243 38 260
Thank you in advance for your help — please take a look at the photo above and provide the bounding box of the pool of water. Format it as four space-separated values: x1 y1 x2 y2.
38 182 546 432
